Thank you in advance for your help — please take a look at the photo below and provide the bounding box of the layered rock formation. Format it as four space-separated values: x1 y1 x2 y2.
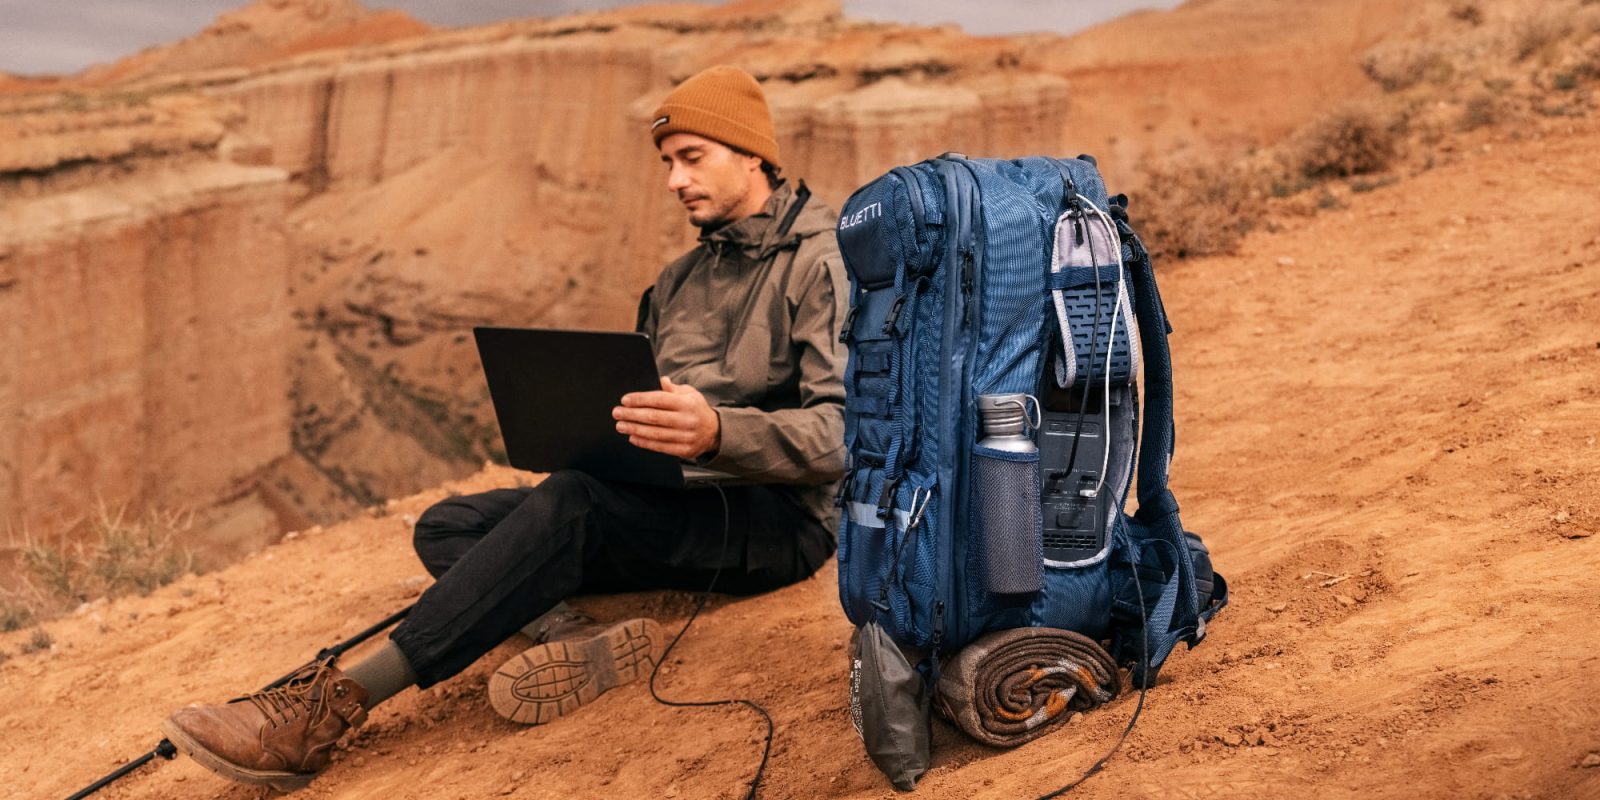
201 0 1068 284
142 0 1076 519
0 121 292 540
0 0 1409 555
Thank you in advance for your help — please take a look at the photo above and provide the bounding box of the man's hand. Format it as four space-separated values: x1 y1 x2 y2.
614 376 721 460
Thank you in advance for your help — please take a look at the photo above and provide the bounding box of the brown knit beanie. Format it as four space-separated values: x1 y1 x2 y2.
650 65 781 169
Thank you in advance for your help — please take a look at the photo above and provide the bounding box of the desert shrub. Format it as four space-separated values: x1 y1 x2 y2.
14 505 196 611
1450 2 1484 26
21 543 81 600
1459 92 1500 129
0 604 32 633
1578 44 1600 80
86 507 196 597
1287 105 1403 179
1362 41 1455 92
1515 12 1573 62
1533 99 1586 117
20 628 53 654
1269 175 1317 198
1128 157 1265 261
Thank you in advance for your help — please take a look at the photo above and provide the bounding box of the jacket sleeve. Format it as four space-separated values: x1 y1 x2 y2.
705 242 848 485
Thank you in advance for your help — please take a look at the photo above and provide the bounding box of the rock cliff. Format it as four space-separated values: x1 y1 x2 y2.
0 88 350 552
0 0 1410 554
0 153 292 540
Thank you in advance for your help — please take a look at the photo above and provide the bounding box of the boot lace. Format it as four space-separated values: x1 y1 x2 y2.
243 663 334 729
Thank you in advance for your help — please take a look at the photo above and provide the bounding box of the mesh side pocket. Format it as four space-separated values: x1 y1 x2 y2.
973 446 1043 595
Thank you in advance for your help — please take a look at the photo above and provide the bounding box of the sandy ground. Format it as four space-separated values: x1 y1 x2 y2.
5 115 1600 800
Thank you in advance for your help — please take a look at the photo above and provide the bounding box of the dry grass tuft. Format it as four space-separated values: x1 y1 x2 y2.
1287 105 1403 179
1362 41 1457 92
1459 92 1502 130
1515 12 1574 63
6 505 198 620
1128 157 1266 262
0 603 33 633
83 506 196 597
1449 2 1484 26
20 627 53 655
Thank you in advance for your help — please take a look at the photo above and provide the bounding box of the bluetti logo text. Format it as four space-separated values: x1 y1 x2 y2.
838 203 882 230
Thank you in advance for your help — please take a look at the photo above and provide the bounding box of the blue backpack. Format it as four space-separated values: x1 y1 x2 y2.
834 153 1227 689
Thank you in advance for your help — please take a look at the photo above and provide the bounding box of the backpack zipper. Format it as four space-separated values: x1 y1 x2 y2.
960 249 975 327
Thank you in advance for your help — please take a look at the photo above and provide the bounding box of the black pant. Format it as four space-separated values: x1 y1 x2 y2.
389 470 834 688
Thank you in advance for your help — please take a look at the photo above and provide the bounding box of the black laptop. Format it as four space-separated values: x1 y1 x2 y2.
473 327 736 488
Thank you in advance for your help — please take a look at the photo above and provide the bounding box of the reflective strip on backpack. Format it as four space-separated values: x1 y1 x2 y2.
848 501 913 532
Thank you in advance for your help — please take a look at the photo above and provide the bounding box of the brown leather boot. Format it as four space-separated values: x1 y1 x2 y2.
160 661 369 792
519 601 594 644
488 618 665 725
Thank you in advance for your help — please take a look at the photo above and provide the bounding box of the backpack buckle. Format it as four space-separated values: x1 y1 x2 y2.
876 474 904 519
880 295 907 336
833 470 856 508
838 305 860 343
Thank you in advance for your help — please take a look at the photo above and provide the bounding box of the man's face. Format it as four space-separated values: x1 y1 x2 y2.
659 132 762 229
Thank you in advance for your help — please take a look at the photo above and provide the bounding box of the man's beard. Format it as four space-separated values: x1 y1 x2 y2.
687 185 750 230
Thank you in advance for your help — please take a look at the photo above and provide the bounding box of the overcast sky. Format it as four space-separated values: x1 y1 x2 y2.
0 0 1182 76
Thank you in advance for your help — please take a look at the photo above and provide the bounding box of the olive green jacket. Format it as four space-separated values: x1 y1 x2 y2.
639 180 847 529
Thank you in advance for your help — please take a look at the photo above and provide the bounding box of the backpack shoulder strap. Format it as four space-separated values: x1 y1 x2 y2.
775 180 811 238
1111 197 1228 683
1114 205 1177 523
634 286 655 334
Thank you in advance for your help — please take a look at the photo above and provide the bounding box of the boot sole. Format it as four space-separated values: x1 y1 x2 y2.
488 618 665 725
159 717 315 793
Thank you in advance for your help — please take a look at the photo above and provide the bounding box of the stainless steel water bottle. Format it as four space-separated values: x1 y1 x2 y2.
977 394 1037 454
975 393 1044 594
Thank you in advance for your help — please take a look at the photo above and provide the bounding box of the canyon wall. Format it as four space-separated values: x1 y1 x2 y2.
169 1 1072 512
0 158 292 537
199 7 1068 295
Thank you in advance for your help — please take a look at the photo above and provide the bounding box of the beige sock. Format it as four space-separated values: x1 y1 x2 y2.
343 640 418 710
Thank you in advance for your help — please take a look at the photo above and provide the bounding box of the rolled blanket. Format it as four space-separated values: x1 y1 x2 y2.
935 626 1121 748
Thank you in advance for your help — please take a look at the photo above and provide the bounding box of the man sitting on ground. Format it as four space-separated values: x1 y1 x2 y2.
162 64 847 792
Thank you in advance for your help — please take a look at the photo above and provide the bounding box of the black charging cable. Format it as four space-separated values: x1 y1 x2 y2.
645 483 776 800
1061 208 1106 482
